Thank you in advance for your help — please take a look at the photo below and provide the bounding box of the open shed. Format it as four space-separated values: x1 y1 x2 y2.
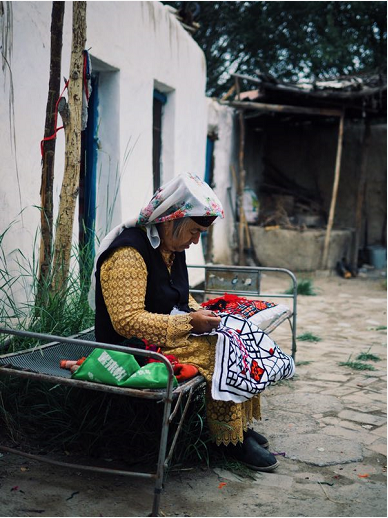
220 72 387 272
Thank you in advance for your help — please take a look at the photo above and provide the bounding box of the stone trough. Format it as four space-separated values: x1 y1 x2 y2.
250 227 354 271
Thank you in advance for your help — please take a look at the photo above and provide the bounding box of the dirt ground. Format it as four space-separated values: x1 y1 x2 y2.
0 269 386 517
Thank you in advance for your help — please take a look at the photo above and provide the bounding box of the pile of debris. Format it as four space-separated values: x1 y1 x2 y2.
257 158 325 231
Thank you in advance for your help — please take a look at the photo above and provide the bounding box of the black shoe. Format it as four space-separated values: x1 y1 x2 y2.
244 428 269 449
229 436 279 472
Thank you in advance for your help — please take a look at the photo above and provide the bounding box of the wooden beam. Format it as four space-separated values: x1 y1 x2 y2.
231 72 263 86
322 111 345 269
220 99 343 117
350 119 371 271
235 77 247 266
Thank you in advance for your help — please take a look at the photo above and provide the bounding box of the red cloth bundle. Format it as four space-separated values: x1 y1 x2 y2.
145 344 199 382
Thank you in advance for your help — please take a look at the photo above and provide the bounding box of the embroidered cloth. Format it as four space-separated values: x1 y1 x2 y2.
211 314 295 403
202 293 291 333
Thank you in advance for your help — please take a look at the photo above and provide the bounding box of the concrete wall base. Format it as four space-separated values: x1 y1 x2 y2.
250 227 354 271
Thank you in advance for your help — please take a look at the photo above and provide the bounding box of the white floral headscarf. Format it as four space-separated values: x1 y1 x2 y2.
88 173 224 309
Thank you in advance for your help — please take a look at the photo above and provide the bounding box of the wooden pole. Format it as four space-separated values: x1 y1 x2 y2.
322 111 345 269
235 77 246 266
52 1 87 293
231 164 251 247
220 84 235 102
38 1 65 299
350 119 371 271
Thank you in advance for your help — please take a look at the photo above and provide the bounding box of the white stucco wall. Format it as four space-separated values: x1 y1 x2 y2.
207 98 238 265
0 1 208 301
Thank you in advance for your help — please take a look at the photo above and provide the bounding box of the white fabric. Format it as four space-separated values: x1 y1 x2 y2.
211 314 295 403
246 304 290 330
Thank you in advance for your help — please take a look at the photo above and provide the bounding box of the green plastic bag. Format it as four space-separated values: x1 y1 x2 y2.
71 348 177 389
121 362 178 389
71 348 140 385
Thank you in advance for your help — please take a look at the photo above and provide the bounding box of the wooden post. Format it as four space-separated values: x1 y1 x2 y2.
235 77 246 266
52 1 87 293
221 84 235 102
38 1 65 299
322 111 345 269
350 118 371 271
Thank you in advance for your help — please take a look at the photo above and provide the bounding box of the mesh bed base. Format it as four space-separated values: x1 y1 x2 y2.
0 330 205 398
0 331 97 378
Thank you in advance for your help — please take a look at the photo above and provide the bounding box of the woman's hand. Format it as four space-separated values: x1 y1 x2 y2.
190 309 221 334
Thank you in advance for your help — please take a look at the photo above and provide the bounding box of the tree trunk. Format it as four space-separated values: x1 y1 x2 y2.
51 1 87 294
37 1 65 300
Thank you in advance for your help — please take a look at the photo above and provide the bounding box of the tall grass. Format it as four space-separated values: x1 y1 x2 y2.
98 136 138 235
0 372 211 469
0 219 100 453
0 222 94 351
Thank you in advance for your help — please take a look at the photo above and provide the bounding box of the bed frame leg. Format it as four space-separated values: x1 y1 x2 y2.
150 385 174 517
288 317 297 360
150 486 163 517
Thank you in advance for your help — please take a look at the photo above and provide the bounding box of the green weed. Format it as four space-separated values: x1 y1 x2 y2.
356 352 381 362
339 360 376 371
285 278 316 296
170 386 212 467
297 332 322 342
212 455 257 480
296 360 313 366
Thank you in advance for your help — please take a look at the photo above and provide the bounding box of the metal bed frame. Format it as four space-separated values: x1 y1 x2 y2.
0 264 297 516
0 327 204 516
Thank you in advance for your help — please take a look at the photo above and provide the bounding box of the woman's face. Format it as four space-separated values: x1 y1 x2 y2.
159 219 209 253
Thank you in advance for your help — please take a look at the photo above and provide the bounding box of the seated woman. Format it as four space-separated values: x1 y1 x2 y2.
89 172 278 472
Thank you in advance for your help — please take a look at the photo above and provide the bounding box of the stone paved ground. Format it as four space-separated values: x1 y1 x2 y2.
0 270 386 517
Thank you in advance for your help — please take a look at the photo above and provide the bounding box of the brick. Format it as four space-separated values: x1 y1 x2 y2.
343 392 387 406
338 420 371 431
322 386 359 397
369 424 387 438
344 402 383 413
346 376 380 387
364 438 387 456
337 410 386 426
271 433 363 466
252 473 294 489
313 373 352 382
320 425 377 445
